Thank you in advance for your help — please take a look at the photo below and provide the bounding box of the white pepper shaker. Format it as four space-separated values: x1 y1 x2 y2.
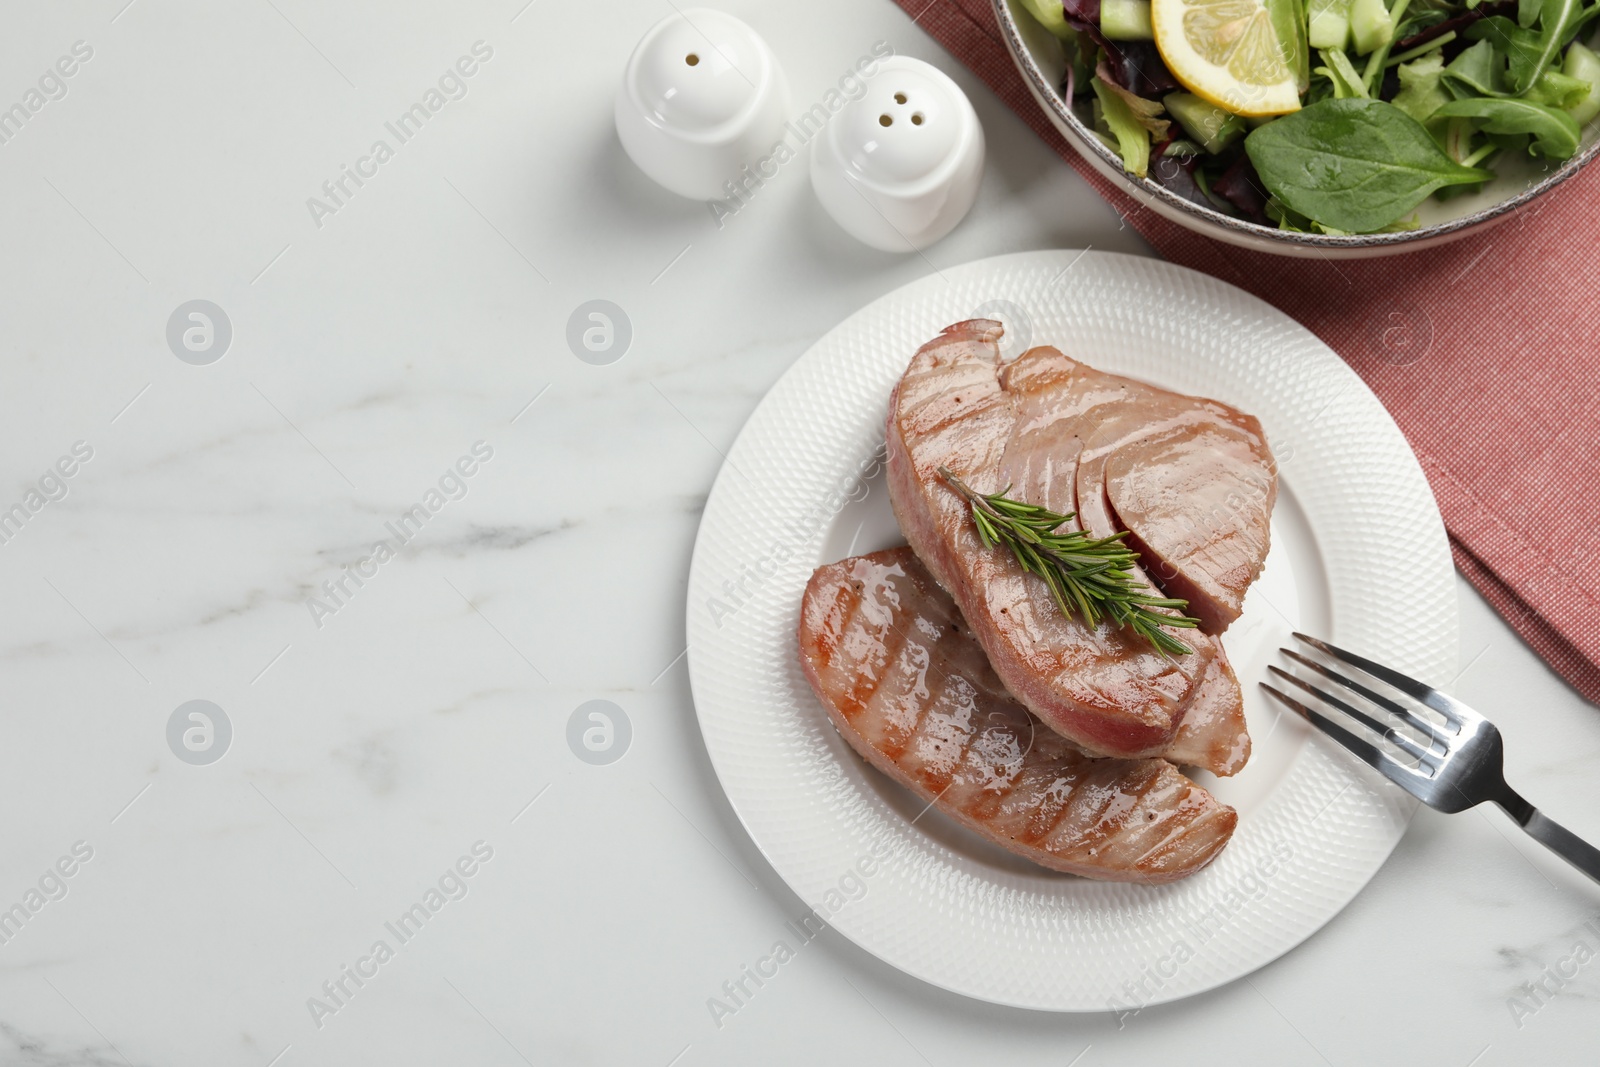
809 56 985 252
614 9 791 201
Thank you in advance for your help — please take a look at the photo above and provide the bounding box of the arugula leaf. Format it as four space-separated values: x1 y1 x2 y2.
1431 96 1583 156
1244 98 1494 232
1443 34 1592 107
1468 0 1585 92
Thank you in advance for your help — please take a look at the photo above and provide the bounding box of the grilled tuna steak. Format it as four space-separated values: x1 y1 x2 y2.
1163 649 1250 777
798 549 1239 882
886 320 1274 759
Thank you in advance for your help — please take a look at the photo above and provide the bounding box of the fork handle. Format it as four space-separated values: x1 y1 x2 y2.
1498 793 1600 885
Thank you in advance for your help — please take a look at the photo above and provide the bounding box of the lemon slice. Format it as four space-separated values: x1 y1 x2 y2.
1152 0 1301 117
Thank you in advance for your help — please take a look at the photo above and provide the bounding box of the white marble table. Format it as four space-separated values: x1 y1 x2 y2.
1 1 1597 1064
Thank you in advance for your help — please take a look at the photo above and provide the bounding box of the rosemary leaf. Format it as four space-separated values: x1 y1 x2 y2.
937 466 1201 656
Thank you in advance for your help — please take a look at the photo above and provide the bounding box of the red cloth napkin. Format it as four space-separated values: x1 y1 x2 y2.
894 0 1600 702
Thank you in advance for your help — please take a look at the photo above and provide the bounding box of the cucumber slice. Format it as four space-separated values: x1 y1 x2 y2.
1017 0 1077 39
1349 0 1394 55
1101 0 1154 40
1564 42 1600 126
1163 92 1249 154
1308 0 1351 51
1266 0 1310 92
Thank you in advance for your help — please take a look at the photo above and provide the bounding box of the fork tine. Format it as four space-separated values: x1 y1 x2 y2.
1292 633 1468 725
1261 683 1429 790
1281 649 1455 744
1266 667 1437 765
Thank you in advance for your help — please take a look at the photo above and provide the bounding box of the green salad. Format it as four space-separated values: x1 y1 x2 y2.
1020 0 1600 233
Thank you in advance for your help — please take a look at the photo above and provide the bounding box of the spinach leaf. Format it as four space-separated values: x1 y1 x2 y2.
1244 98 1494 232
1431 96 1583 156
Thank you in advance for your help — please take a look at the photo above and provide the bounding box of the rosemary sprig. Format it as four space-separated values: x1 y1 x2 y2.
937 465 1200 656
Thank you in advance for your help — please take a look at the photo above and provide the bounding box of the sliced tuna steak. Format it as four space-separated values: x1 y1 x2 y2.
887 320 1274 758
1102 410 1276 633
798 548 1239 882
1163 648 1250 777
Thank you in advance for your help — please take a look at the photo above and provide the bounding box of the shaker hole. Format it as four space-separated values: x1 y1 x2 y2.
879 114 893 126
911 112 924 125
685 53 700 66
894 92 907 104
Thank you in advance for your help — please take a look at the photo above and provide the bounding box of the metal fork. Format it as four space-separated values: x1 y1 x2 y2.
1262 632 1600 886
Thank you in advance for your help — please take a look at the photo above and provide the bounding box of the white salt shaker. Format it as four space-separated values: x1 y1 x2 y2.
614 9 790 201
809 56 985 252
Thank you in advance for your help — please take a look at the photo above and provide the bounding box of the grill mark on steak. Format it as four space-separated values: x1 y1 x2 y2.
798 549 1240 882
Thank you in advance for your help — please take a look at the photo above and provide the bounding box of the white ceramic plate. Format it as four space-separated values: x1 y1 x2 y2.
685 250 1457 1011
